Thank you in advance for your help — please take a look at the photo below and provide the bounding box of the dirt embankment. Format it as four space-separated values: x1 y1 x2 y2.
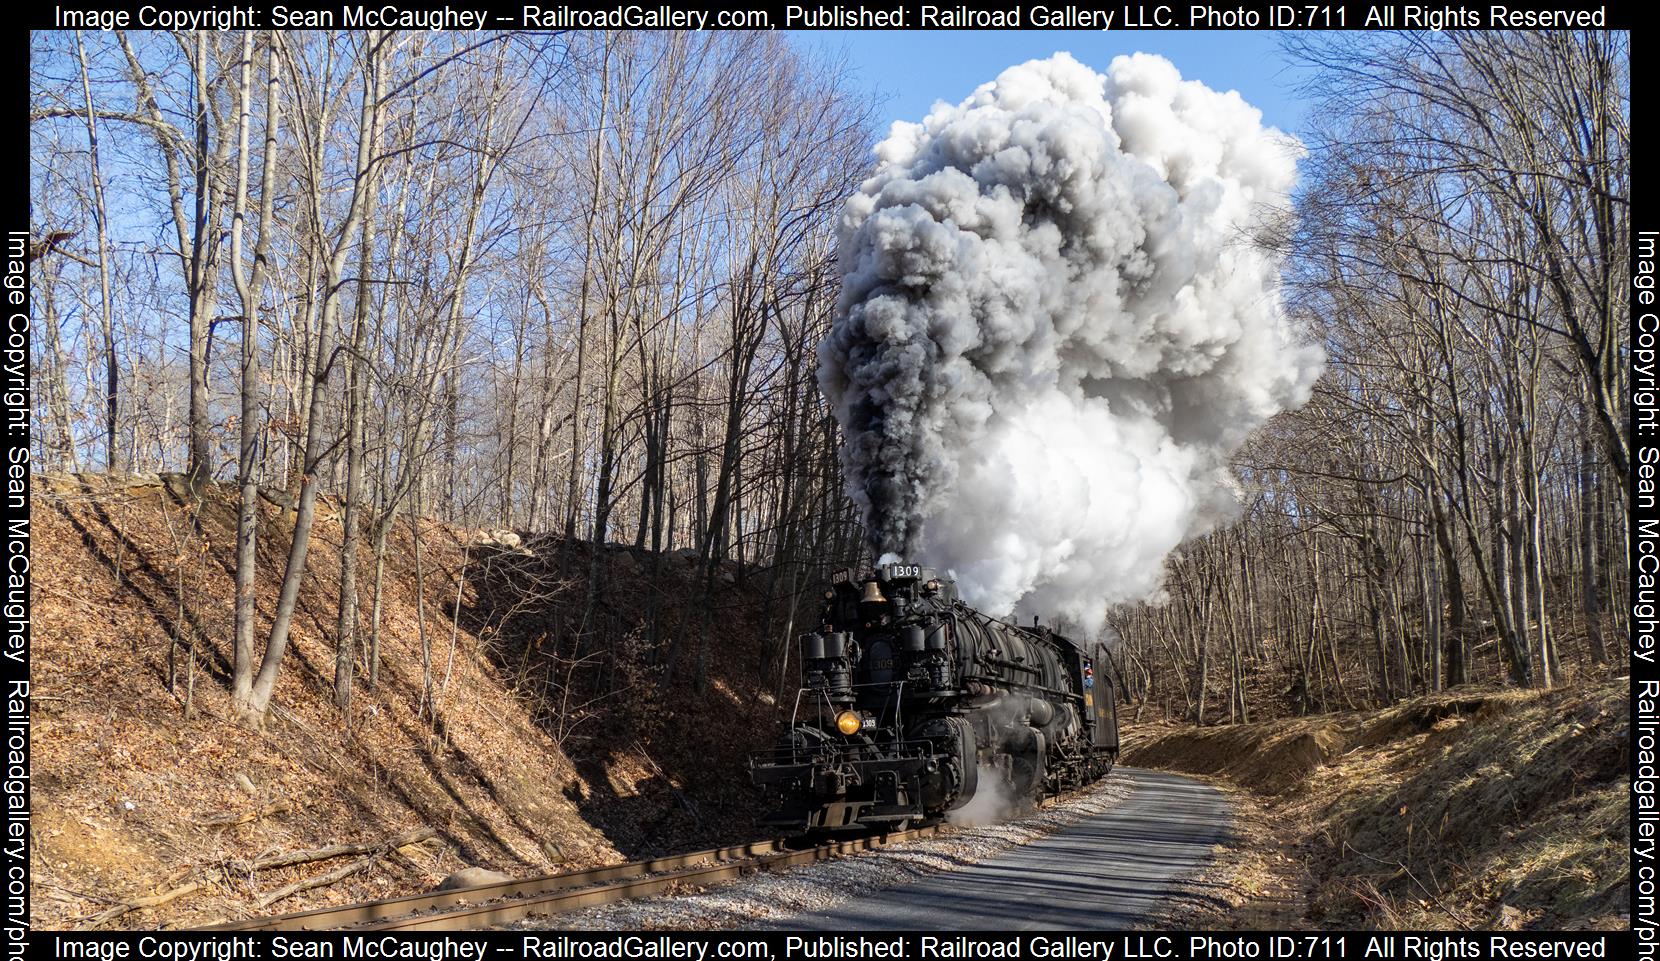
1124 681 1629 930
30 474 784 929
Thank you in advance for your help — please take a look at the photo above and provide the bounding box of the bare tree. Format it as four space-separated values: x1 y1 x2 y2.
239 31 387 728
227 31 280 714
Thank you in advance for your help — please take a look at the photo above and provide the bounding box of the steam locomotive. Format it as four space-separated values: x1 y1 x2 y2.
750 561 1120 831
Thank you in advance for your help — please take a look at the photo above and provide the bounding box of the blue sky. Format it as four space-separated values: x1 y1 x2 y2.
798 30 1310 140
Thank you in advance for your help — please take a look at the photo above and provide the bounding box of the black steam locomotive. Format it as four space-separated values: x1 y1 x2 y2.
750 561 1120 831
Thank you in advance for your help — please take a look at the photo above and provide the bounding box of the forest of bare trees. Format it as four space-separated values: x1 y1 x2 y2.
30 29 1628 732
1113 31 1630 722
30 30 876 729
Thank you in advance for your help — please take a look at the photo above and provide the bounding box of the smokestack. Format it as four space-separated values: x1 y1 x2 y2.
820 52 1322 638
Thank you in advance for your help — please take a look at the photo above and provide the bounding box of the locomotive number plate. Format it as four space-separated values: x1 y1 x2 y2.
884 564 921 579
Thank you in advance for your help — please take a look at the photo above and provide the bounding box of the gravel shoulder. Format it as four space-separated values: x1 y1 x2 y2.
526 767 1231 930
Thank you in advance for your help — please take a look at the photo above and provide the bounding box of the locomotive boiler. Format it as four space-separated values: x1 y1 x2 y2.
750 561 1120 831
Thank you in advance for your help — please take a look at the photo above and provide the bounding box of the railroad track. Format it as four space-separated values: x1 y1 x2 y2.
205 825 943 932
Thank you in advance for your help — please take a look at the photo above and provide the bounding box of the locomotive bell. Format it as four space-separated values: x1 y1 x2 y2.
859 579 888 606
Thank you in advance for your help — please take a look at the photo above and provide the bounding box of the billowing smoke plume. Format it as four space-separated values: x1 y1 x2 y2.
820 53 1323 636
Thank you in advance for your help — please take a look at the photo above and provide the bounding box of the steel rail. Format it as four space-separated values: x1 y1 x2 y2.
205 837 799 932
206 826 941 932
362 826 941 931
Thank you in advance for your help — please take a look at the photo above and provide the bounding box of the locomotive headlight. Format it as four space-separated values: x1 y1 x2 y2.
835 710 863 735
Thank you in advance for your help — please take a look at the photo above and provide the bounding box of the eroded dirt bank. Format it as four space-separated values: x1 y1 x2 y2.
1124 682 1628 930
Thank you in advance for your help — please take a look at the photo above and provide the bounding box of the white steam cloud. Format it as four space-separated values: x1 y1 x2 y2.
820 53 1323 636
946 764 1019 827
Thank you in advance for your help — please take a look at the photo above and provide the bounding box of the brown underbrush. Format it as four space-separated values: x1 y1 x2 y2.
31 474 782 928
1125 681 1629 930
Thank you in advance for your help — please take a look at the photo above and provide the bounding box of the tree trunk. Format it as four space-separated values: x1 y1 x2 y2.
241 33 385 728
228 33 280 716
73 33 120 472
334 111 383 714
1579 425 1606 664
